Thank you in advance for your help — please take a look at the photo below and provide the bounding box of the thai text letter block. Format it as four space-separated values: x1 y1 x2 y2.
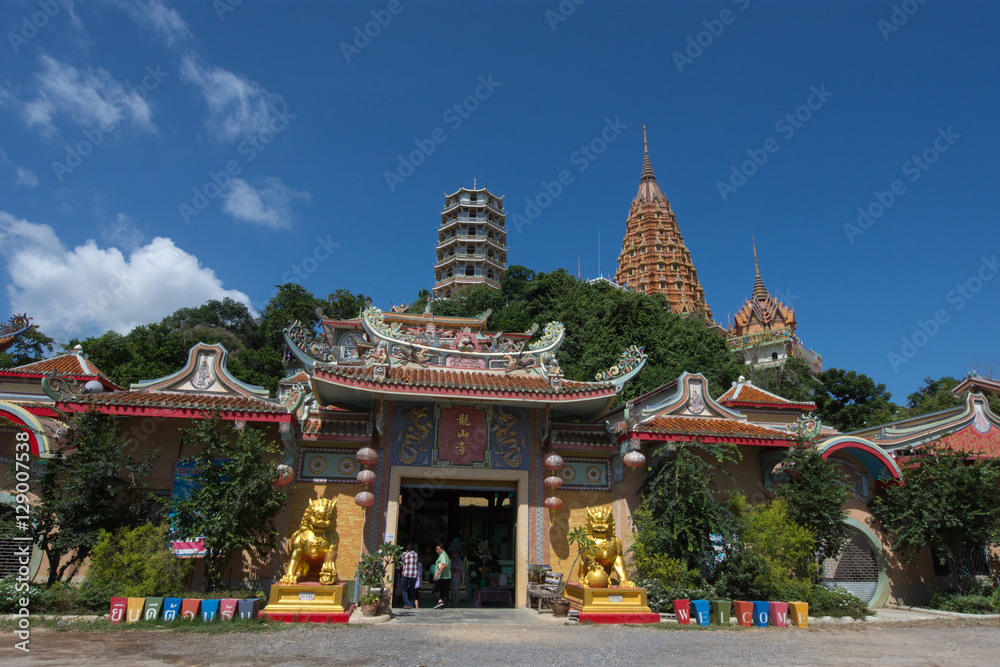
201 599 221 621
126 597 145 623
219 599 239 620
181 599 202 620
237 598 261 619
143 597 164 621
109 597 127 624
162 598 183 621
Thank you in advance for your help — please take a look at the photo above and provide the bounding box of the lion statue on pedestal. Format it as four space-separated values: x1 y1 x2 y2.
280 497 340 585
579 506 635 588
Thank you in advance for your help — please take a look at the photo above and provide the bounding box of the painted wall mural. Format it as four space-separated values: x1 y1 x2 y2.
296 448 360 483
389 401 531 470
560 458 610 491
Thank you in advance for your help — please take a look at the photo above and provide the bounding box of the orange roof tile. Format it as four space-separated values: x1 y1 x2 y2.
717 381 816 410
302 417 370 438
13 352 110 381
633 415 792 442
317 365 614 397
72 390 286 414
279 371 311 384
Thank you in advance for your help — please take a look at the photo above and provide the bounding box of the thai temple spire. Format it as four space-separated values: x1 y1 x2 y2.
614 128 712 319
752 237 768 300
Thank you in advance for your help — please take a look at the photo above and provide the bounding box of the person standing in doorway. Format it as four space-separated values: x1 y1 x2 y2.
432 544 451 609
400 543 419 609
450 550 463 607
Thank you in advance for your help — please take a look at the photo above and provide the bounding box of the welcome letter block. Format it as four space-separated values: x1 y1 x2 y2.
691 599 710 626
733 600 754 627
162 598 183 621
673 599 691 625
752 600 769 627
109 597 127 624
789 601 808 628
709 600 730 625
769 601 788 627
143 597 164 621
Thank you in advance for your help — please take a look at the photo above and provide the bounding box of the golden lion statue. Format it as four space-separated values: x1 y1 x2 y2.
578 506 635 588
280 498 340 585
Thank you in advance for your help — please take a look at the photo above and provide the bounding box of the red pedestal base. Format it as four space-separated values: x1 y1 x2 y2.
262 603 355 624
578 611 660 624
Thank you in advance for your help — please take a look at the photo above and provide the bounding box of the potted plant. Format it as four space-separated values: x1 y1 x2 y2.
355 543 404 616
551 527 598 618
359 590 380 616
470 538 496 589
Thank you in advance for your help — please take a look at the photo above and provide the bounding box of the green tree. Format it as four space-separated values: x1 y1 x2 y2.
29 411 159 586
0 326 55 368
815 368 899 431
322 289 369 321
869 442 1000 594
749 357 824 403
257 283 324 351
772 442 850 562
170 415 288 592
83 523 190 599
631 440 740 573
903 376 962 418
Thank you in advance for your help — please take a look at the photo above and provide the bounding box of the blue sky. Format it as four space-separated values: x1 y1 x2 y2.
0 0 997 402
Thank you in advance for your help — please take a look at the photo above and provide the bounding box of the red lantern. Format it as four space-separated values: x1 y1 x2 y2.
623 450 646 468
543 496 563 510
273 464 294 486
354 491 375 507
543 453 564 471
356 447 378 466
356 469 376 486
544 475 563 488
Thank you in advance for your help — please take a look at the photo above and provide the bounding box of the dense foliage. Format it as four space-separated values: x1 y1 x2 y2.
82 523 191 600
630 441 740 575
169 415 289 592
869 442 1000 595
813 368 898 432
30 411 160 586
773 442 850 561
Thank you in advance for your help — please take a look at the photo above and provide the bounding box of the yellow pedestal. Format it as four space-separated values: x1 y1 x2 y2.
261 583 353 623
562 583 660 624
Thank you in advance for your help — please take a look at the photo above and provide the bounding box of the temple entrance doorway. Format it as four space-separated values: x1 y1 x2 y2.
397 481 516 608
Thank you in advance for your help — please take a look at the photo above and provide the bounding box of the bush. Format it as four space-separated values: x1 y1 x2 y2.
929 590 997 614
84 523 190 599
636 577 716 614
808 585 871 619
0 575 43 613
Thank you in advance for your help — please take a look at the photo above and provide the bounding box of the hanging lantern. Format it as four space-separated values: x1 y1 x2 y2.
356 447 378 466
623 450 646 468
356 469 376 486
273 464 295 486
543 453 564 471
543 496 563 510
354 490 375 507
543 475 563 488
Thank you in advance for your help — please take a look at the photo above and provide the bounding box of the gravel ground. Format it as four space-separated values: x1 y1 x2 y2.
5 616 1000 666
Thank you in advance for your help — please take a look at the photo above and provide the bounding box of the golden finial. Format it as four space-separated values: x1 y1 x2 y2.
643 125 648 153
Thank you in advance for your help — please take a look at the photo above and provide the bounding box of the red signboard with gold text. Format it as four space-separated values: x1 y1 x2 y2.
434 406 489 467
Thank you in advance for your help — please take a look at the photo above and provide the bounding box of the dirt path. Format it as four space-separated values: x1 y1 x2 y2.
4 618 999 666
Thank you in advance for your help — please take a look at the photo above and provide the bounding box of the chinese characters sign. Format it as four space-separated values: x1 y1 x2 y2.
434 405 490 467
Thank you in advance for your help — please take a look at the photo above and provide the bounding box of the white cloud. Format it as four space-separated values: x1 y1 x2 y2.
222 177 310 230
3 55 156 136
0 150 39 188
108 0 192 48
180 55 287 142
0 211 252 341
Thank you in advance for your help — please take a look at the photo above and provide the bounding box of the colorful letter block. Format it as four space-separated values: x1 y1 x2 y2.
769 601 788 627
673 599 691 625
162 598 182 621
219 598 239 620
181 598 202 620
709 600 731 625
126 597 146 623
733 600 754 627
200 599 221 621
789 601 808 627
752 601 769 627
143 597 164 621
237 598 261 620
691 599 710 626
109 597 128 624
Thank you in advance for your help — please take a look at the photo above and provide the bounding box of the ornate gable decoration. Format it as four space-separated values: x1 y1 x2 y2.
625 372 744 429
129 342 271 400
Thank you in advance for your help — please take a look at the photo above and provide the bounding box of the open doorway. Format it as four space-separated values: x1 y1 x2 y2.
396 482 516 608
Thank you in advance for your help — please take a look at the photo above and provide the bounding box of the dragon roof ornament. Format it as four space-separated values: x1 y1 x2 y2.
0 314 33 353
284 320 338 368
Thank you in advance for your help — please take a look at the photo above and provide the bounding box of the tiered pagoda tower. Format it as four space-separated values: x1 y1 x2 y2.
433 185 507 299
614 129 712 319
727 241 822 373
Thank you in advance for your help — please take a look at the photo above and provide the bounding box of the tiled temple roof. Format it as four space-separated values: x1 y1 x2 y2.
717 378 816 410
301 416 370 439
68 390 286 414
13 349 111 382
315 365 615 398
632 415 792 443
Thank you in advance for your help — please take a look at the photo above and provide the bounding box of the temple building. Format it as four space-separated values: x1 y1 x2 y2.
433 185 507 299
727 242 822 373
614 129 712 319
